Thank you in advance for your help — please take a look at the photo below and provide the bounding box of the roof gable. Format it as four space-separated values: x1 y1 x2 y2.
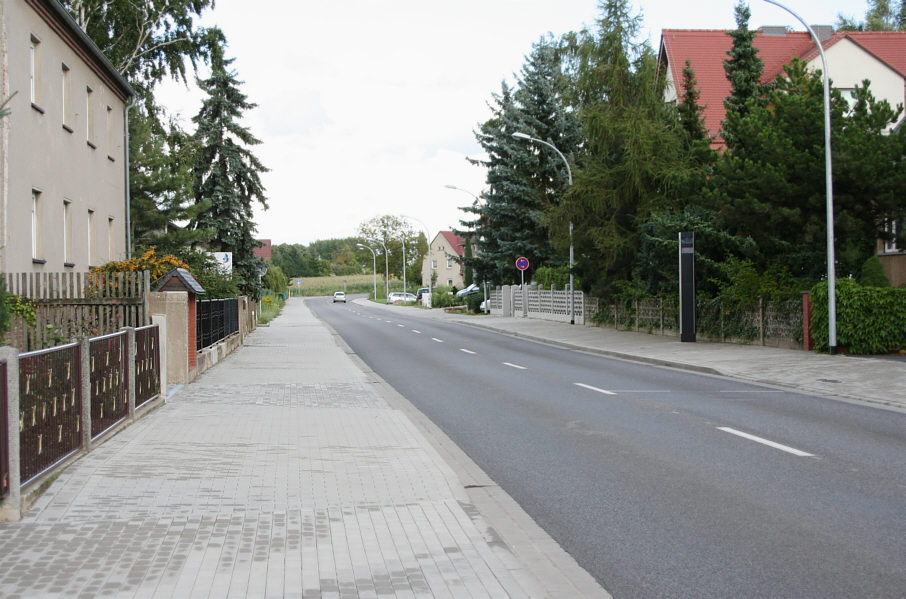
438 231 466 257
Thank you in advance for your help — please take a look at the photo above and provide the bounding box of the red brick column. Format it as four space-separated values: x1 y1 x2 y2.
801 291 813 351
188 293 198 369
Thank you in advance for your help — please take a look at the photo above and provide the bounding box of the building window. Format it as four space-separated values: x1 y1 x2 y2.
446 258 453 268
32 190 43 260
431 259 437 269
63 200 73 264
884 218 904 253
87 210 95 266
62 64 72 130
447 279 453 287
86 87 95 146
30 35 42 107
107 217 115 260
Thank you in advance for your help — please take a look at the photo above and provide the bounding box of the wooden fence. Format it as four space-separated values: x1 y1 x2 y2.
3 271 151 352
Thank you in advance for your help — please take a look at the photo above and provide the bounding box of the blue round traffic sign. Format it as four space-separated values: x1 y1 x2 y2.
515 256 529 271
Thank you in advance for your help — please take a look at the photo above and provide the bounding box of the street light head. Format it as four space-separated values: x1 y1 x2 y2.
444 184 458 190
512 131 531 140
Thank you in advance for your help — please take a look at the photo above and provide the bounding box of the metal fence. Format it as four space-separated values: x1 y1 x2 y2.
89 332 129 440
196 298 239 351
0 360 7 500
135 325 161 407
19 342 83 485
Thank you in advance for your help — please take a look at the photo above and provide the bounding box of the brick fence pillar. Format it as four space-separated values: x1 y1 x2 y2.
802 291 814 351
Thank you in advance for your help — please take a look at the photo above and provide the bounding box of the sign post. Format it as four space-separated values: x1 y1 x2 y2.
679 232 696 342
516 257 529 318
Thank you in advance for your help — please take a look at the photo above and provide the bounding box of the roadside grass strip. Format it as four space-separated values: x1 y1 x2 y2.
718 427 815 457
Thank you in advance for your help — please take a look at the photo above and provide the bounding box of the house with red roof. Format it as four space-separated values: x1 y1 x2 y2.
659 26 906 285
421 231 471 289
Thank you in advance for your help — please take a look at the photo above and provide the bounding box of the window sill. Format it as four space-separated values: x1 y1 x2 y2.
87 140 97 149
107 155 115 162
878 250 905 256
64 262 75 268
32 258 47 265
31 103 45 114
62 124 73 133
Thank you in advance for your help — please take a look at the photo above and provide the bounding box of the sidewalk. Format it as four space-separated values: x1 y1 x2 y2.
366 300 905 412
0 299 609 598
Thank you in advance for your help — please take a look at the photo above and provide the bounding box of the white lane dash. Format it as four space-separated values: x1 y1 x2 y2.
574 382 616 396
412 330 422 334
397 324 405 327
717 427 815 457
385 320 393 323
503 362 526 370
432 338 444 343
460 349 476 354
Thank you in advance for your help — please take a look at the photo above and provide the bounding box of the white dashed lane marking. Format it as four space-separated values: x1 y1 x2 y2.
460 349 476 355
503 362 526 370
432 338 444 343
574 382 616 396
718 427 816 457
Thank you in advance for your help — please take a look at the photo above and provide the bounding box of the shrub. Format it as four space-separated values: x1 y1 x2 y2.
262 265 288 293
811 279 906 354
859 255 890 287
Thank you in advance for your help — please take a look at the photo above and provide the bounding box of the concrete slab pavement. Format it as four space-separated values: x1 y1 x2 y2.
0 298 610 598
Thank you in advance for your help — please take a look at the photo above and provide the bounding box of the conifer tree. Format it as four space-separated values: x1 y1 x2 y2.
721 2 765 149
190 47 269 297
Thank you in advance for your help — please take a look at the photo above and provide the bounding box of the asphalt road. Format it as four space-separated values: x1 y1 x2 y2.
308 296 906 599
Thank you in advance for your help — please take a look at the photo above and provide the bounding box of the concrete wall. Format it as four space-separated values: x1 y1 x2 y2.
149 291 189 384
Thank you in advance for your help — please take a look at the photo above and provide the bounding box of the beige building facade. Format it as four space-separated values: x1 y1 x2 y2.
422 231 468 289
0 0 134 274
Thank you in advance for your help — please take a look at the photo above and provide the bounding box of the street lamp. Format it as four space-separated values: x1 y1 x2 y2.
401 236 407 294
402 214 432 308
760 0 837 353
369 238 390 301
512 131 576 325
445 184 488 313
356 243 377 301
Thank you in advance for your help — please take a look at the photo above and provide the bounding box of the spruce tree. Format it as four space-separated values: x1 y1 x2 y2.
190 47 269 298
721 2 765 150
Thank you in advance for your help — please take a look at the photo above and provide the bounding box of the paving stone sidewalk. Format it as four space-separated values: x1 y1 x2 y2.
0 299 609 598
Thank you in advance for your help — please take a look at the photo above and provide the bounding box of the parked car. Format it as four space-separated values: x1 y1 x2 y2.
480 299 489 312
416 287 429 299
387 292 417 303
333 291 346 303
456 283 480 297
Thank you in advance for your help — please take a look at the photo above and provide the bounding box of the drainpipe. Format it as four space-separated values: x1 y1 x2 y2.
123 97 136 259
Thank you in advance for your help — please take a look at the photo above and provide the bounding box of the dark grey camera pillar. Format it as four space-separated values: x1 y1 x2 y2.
679 231 696 342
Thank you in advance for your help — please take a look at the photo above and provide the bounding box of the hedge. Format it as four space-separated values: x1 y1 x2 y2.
811 279 906 354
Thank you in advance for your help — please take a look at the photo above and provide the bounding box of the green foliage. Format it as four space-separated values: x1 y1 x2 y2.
190 47 269 299
257 291 286 325
533 265 571 289
262 265 288 293
860 255 891 287
811 279 906 353
430 286 462 308
357 216 425 283
0 277 9 338
180 250 240 299
721 1 766 148
6 294 36 327
710 256 797 307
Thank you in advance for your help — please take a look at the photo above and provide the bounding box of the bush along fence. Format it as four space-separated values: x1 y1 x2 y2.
809 279 906 354
0 324 162 521
3 271 151 352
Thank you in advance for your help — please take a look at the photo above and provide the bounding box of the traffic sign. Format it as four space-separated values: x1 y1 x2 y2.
516 256 529 271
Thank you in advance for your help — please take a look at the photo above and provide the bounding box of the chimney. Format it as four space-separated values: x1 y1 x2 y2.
760 26 788 36
811 25 834 42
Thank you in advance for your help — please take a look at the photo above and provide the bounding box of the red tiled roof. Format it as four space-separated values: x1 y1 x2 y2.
660 29 906 143
440 231 466 257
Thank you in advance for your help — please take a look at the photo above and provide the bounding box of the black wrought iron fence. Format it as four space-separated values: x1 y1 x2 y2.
196 298 239 351
0 360 8 500
19 342 82 485
89 332 128 439
135 325 161 407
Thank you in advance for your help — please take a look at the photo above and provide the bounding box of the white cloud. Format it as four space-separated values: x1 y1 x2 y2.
156 0 867 245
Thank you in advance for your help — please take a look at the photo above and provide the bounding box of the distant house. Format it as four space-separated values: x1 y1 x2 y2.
0 0 135 274
254 239 272 261
422 231 471 289
658 27 906 285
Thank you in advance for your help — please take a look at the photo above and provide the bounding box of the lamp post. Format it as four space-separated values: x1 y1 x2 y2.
402 214 432 308
356 243 377 301
357 243 377 301
512 131 576 325
445 184 486 312
760 0 837 354
370 238 390 301
401 236 407 294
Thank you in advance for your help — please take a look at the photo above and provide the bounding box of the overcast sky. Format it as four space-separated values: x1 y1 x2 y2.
157 0 868 246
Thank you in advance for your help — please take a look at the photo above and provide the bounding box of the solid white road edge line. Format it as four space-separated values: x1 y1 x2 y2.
574 382 616 395
717 427 815 457
503 362 527 370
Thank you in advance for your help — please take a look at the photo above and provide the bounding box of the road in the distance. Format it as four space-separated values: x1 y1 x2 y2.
308 297 906 599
